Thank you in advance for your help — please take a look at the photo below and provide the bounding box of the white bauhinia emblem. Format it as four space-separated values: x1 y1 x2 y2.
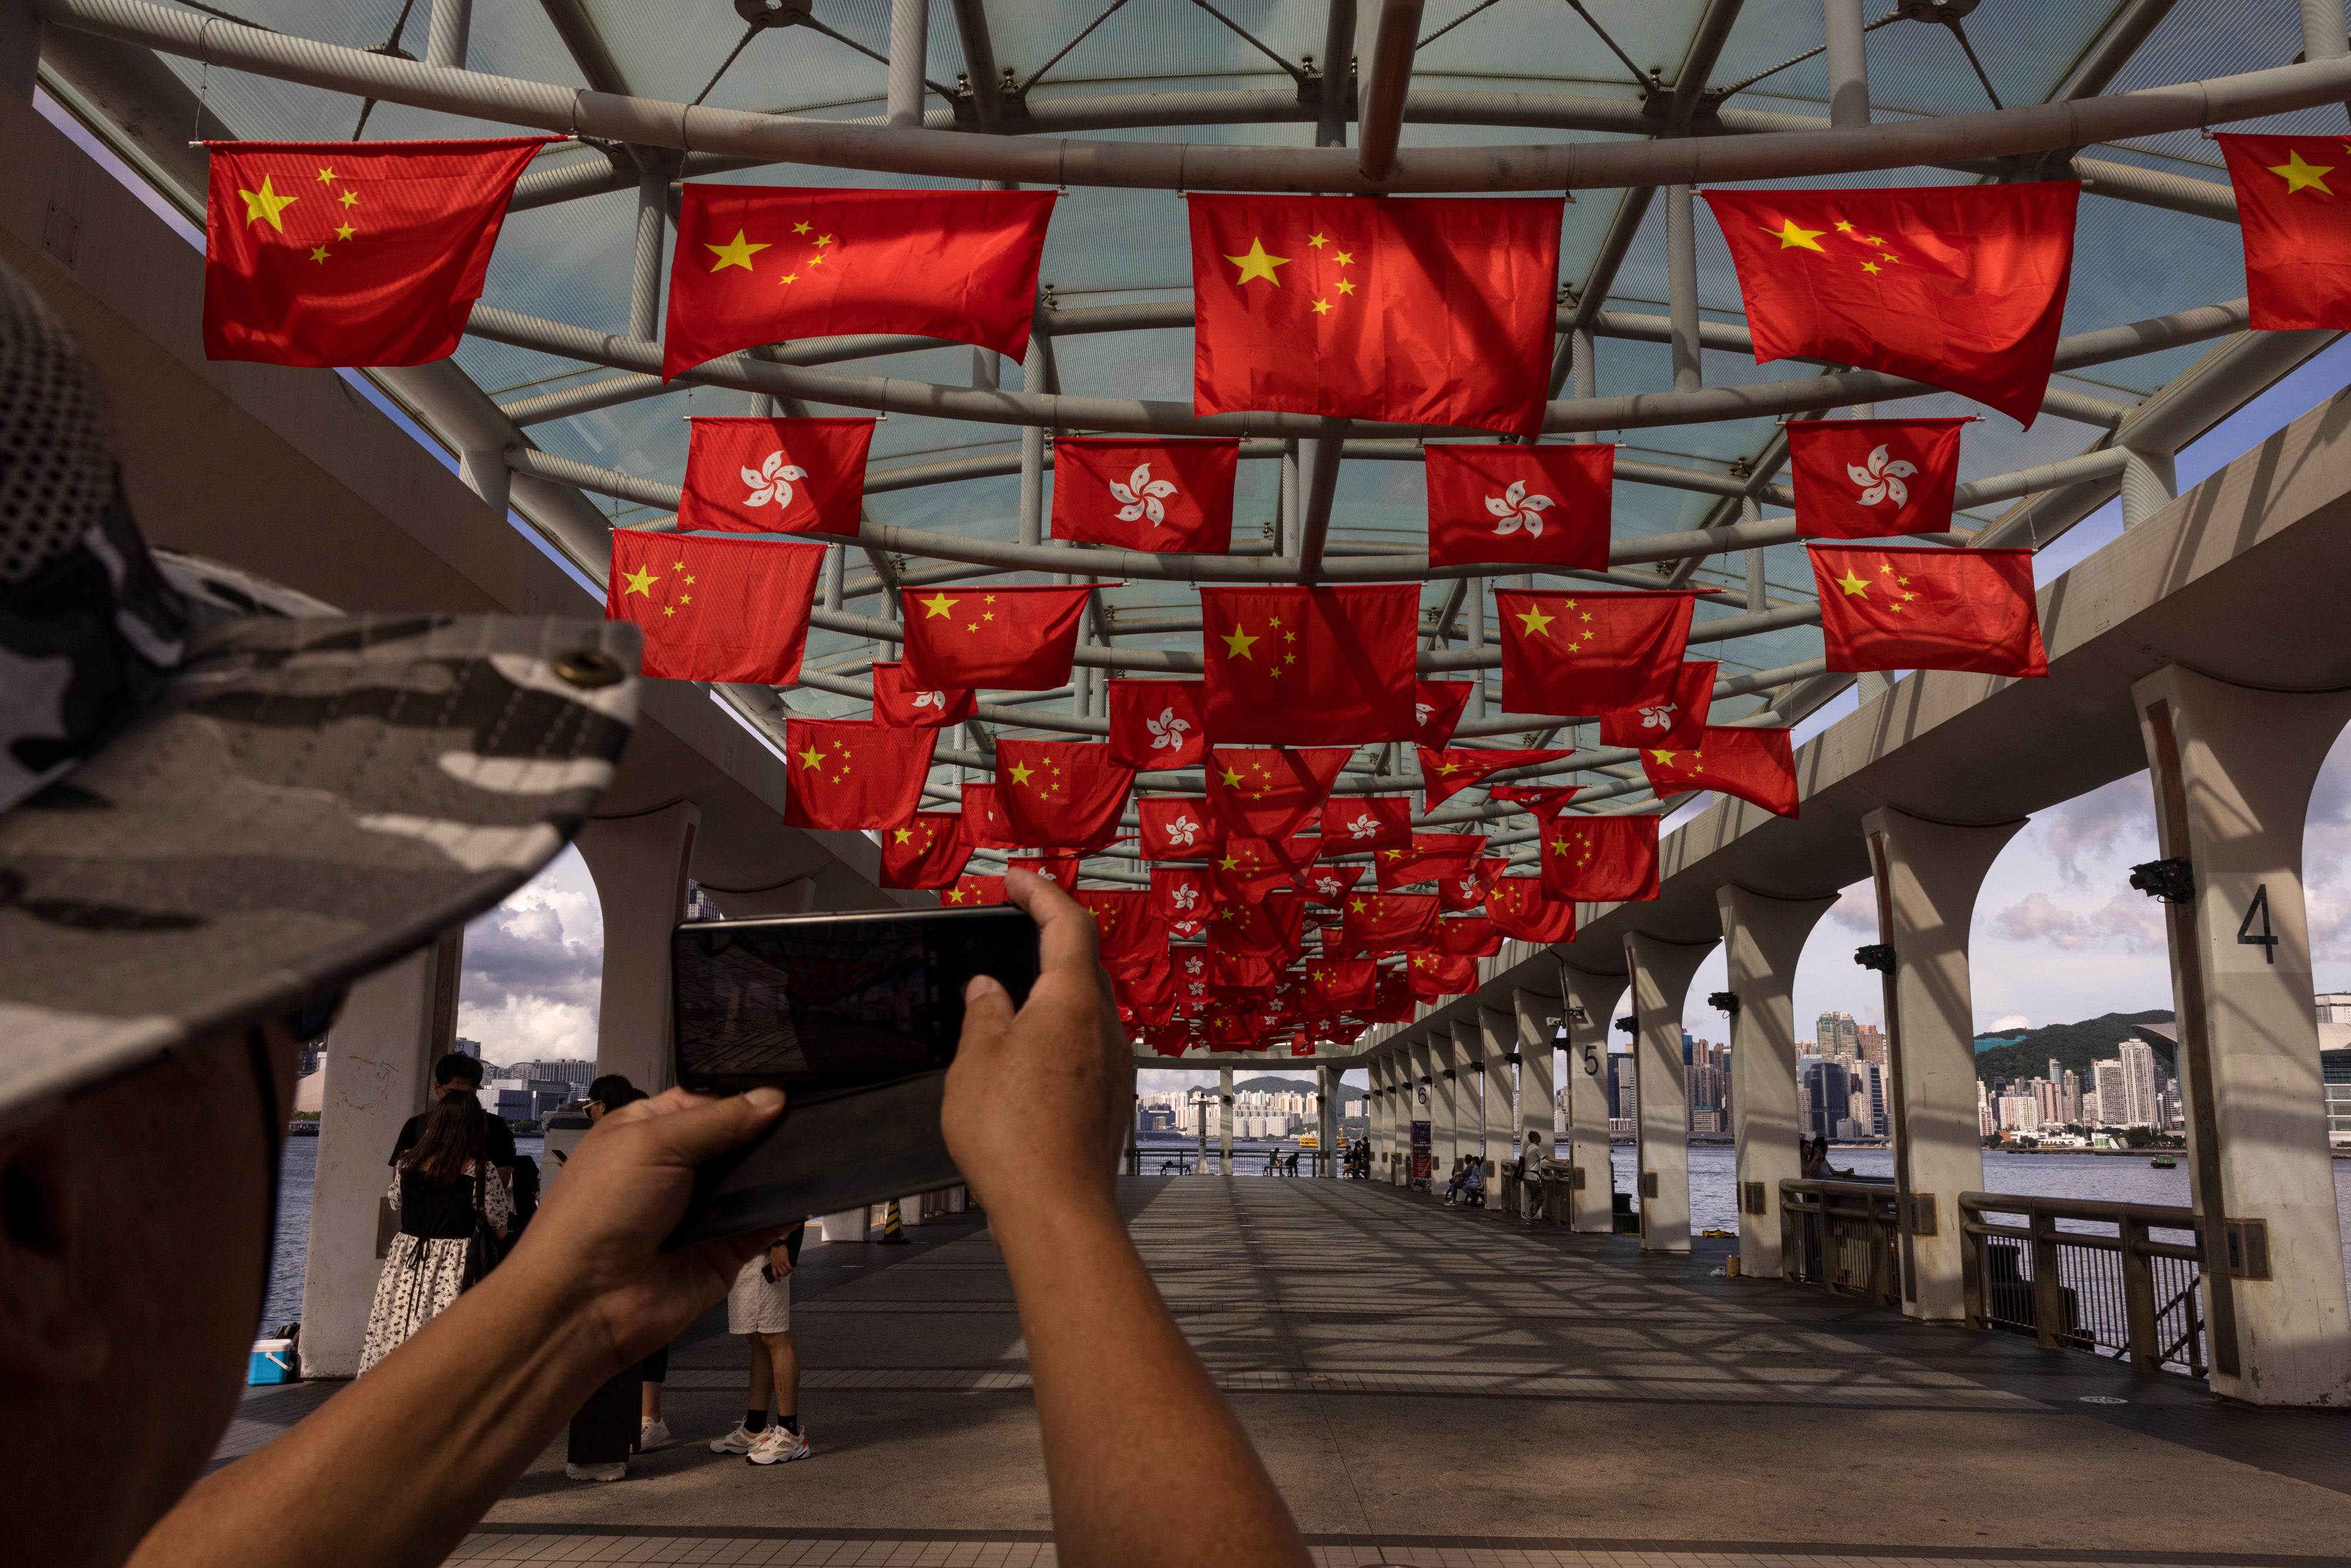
1187 981 1205 997
1458 876 1482 898
912 688 948 710
1164 813 1200 846
1147 705 1191 752
1847 444 1918 507
1637 700 1679 732
1172 884 1199 910
1315 875 1342 894
1485 479 1556 536
1036 867 1060 883
1345 812 1381 840
1184 955 1204 976
1110 462 1180 527
742 450 810 510
1414 700 1434 726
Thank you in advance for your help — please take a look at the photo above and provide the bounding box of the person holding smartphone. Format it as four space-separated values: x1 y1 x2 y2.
708 1222 809 1464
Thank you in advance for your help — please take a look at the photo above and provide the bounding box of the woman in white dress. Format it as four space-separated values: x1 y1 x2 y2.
359 1093 511 1374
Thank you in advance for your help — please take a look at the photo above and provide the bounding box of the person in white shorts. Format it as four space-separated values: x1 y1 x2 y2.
708 1222 808 1465
1521 1132 1549 1224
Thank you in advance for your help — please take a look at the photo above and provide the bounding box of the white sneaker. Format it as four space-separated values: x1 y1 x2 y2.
708 1423 759 1455
564 1462 626 1482
637 1419 671 1452
747 1422 811 1465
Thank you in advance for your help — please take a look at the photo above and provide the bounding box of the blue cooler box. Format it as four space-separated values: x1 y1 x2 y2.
249 1338 298 1385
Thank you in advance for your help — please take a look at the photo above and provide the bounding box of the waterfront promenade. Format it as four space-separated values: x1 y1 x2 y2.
219 1178 2351 1565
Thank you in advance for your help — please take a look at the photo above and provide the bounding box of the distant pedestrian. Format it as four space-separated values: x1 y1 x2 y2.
389 1051 515 1186
360 1093 511 1374
1519 1132 1549 1223
709 1225 812 1465
1284 1150 1300 1177
1801 1136 1853 1180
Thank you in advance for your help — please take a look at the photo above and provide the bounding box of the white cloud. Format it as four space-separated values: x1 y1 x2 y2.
455 846 605 1067
1988 1014 2031 1032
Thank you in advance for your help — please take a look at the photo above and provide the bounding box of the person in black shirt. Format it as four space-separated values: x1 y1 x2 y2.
389 1053 515 1178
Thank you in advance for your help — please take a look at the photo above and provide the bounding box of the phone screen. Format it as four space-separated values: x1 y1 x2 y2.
671 906 1039 1096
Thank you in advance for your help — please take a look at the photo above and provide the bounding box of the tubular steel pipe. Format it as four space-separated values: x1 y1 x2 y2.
1355 0 1423 182
886 0 927 131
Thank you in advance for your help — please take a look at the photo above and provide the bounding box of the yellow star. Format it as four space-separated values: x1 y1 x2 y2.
919 591 959 619
309 246 330 264
2269 148 2336 195
1311 298 1331 315
1860 260 1882 275
621 565 658 597
238 175 298 232
808 253 826 266
946 887 967 903
1336 277 1356 295
705 229 769 272
893 827 913 843
1218 853 1241 871
1224 237 1291 286
793 220 812 235
1833 570 1871 597
1221 626 1259 660
678 593 692 605
1761 219 1827 252
815 233 835 247
1651 749 1679 766
1333 250 1354 266
662 606 675 617
1349 898 1367 913
338 189 358 208
796 745 823 769
1833 219 1854 232
1009 762 1036 786
1307 232 1327 248
1219 763 1245 788
335 223 356 240
1515 604 1555 638
778 274 799 286
314 166 336 184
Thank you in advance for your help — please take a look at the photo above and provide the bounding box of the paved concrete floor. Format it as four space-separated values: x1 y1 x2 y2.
223 1178 2351 1564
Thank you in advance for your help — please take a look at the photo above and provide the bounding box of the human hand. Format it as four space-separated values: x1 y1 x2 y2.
943 869 1133 1225
497 1087 788 1371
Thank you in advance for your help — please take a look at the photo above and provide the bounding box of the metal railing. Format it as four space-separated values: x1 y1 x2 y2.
1958 1192 2206 1376
1780 1178 1901 1305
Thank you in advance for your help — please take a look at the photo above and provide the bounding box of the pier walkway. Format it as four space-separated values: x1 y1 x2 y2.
220 1178 2351 1566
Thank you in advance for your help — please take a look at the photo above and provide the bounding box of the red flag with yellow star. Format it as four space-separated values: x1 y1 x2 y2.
1304 863 1367 909
1786 419 1967 540
1199 585 1418 745
1074 889 1160 965
994 739 1134 850
1050 438 1238 554
1492 589 1704 717
1639 726 1800 819
1187 194 1565 436
2219 136 2351 329
781 719 937 831
1530 812 1659 904
1407 948 1479 1000
678 417 876 535
1321 794 1411 850
943 873 1007 907
1139 797 1221 860
605 531 825 685
201 138 551 366
1304 959 1377 1014
1205 746 1358 839
1416 746 1573 808
1413 680 1475 746
1597 661 1715 752
870 661 976 729
1435 916 1502 958
1363 969 1417 1023
1210 837 1297 903
1374 833 1486 892
661 186 1055 380
1703 183 2078 428
1339 892 1441 956
1486 877 1574 943
1106 679 1208 770
901 584 1100 692
1211 894 1307 961
1808 545 2047 677
1424 444 1613 569
1441 857 1509 912
880 813 971 890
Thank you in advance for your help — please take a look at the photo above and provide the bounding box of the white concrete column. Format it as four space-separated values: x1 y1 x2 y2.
1512 987 1558 1163
1409 1036 1438 1184
574 802 702 1094
1479 1007 1515 1209
1624 933 1717 1254
2136 664 2351 1405
1317 1063 1339 1175
1861 805 2025 1322
1717 886 1840 1281
1218 1067 1234 1172
1439 1028 1468 1180
299 933 460 1377
1559 967 1626 1232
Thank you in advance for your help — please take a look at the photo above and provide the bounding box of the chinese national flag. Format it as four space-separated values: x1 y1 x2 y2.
902 584 1099 692
1486 877 1574 943
1200 585 1418 745
677 417 875 536
1187 195 1565 436
1702 182 2079 428
1075 890 1160 965
1211 895 1305 961
1007 853 1084 888
1304 863 1366 908
1208 949 1281 995
944 874 1007 907
1207 747 1357 839
202 138 549 366
1413 681 1475 746
1341 892 1441 955
2218 136 2351 330
957 783 1018 850
1150 867 1213 933
1441 857 1509 912
871 661 976 729
1322 793 1411 850
1139 798 1221 859
1809 545 2047 677
1050 438 1238 554
662 186 1054 380
1640 726 1800 819
1786 418 1967 539
1435 916 1502 958
1408 949 1479 1000
1364 971 1416 1023
782 719 937 831
994 741 1134 850
1598 661 1715 752
1305 960 1377 1013
1493 589 1702 716
1424 444 1613 570
880 813 971 890
1211 838 1297 903
1528 812 1659 904
606 532 824 685
1417 746 1572 808
1106 680 1208 770
1374 834 1486 891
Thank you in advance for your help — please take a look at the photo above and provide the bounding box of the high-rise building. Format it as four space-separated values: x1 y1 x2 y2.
453 1037 481 1058
1816 1011 1861 1057
2319 993 2351 1025
2061 1068 2083 1125
2119 1037 2163 1128
2092 1058 2128 1127
1855 1024 1886 1064
1850 1060 1888 1137
1800 1057 1848 1138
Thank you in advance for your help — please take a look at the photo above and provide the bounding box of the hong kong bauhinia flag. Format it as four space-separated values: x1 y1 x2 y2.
1051 438 1238 554
1786 418 1967 540
1703 182 2078 427
1304 862 1366 908
202 138 551 366
870 661 975 729
1188 195 1564 436
1413 681 1475 746
901 584 1099 692
1809 545 2047 677
994 740 1134 850
677 417 875 535
1440 857 1508 912
880 813 970 890
1640 726 1800 819
1200 585 1418 745
1139 797 1220 859
662 186 1054 379
1106 680 1207 770
1207 747 1357 839
782 719 936 831
1322 793 1411 850
1424 444 1613 570
605 532 825 685
1596 661 1715 752
957 783 1018 850
2218 135 2351 330
1493 589 1703 716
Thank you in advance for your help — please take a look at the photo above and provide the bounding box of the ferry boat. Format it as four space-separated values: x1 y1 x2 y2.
2149 1155 2177 1168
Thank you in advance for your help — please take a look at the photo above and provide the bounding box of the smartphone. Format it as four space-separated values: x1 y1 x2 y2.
666 905 1039 1247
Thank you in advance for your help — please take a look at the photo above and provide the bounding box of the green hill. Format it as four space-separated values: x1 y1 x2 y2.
1973 1010 2175 1086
